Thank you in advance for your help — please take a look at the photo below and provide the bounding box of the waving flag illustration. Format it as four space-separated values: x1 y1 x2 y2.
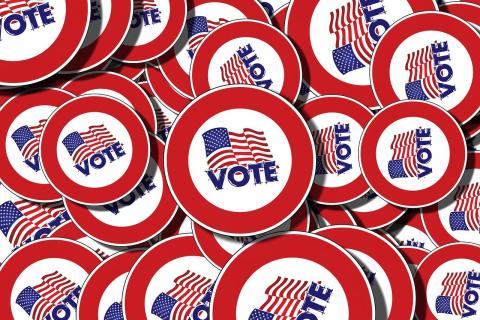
105 302 124 320
435 272 467 316
405 45 441 101
62 124 118 165
311 124 351 175
248 276 321 319
151 270 213 319
449 183 480 232
0 199 65 247
155 108 172 142
11 119 47 161
16 271 79 320
388 130 419 179
329 0 375 75
220 53 255 85
186 16 228 58
133 0 157 12
0 0 44 17
202 127 274 171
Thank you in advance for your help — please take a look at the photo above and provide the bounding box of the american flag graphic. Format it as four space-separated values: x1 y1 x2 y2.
62 124 118 165
16 271 79 320
405 45 441 101
249 277 324 319
11 119 47 161
311 124 350 175
104 302 124 320
0 0 44 18
0 199 65 248
435 272 468 316
449 183 480 232
133 0 157 12
388 130 420 179
202 127 274 171
155 108 172 142
151 270 213 320
186 16 228 58
329 0 375 75
220 52 256 85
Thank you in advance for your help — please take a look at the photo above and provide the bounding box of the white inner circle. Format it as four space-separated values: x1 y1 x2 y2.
97 272 128 319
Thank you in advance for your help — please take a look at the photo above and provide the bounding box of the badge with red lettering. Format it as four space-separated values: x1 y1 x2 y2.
309 203 357 227
165 86 315 235
315 226 415 320
77 249 144 320
343 190 407 229
387 209 437 251
40 95 150 205
158 0 270 99
123 235 219 319
421 152 480 246
63 134 177 246
301 96 373 204
0 238 102 320
211 232 375 319
192 202 310 269
113 0 186 62
415 243 480 319
359 100 467 208
61 71 157 133
0 88 75 202
285 0 438 108
62 0 132 72
0 184 70 263
0 0 90 86
190 19 302 103
371 11 480 124
399 246 429 275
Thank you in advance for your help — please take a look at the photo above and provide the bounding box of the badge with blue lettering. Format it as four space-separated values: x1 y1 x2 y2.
415 243 480 319
123 235 219 320
165 86 315 235
315 226 416 320
39 94 150 205
360 100 467 207
157 0 270 99
211 232 375 319
421 152 480 246
192 202 310 269
309 203 357 228
258 0 289 18
113 0 186 63
61 71 157 134
77 249 144 320
63 134 178 246
301 95 373 204
62 0 132 72
0 183 70 263
190 19 302 103
0 88 75 202
371 11 480 124
286 0 438 108
0 0 90 86
0 238 102 320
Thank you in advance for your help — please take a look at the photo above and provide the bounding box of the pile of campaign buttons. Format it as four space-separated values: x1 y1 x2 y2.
0 1 478 319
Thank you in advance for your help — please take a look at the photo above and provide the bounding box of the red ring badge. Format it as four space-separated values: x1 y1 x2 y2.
63 134 178 246
359 100 467 208
190 19 302 103
165 86 315 235
271 3 288 32
0 238 102 320
123 235 219 320
192 202 310 269
315 226 416 320
0 88 74 202
39 95 150 205
309 203 357 227
371 11 480 124
286 0 438 108
387 210 437 251
399 246 429 275
415 243 480 319
105 60 145 80
211 232 375 319
157 0 270 99
301 95 373 205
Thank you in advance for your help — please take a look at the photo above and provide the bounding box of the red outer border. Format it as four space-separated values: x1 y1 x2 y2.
370 12 480 124
399 246 429 268
272 4 288 32
39 95 150 205
309 203 357 226
359 100 467 207
0 88 75 202
190 20 302 103
301 95 373 204
165 86 315 235
105 60 145 80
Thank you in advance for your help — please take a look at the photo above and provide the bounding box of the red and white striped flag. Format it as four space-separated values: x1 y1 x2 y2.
220 53 255 86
